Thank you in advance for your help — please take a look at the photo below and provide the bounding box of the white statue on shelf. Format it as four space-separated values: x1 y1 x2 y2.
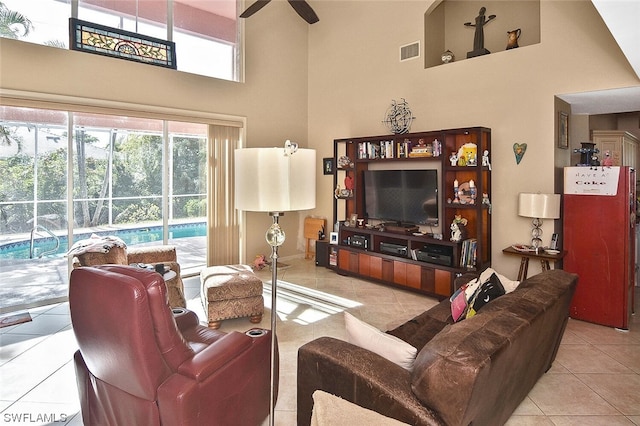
450 222 463 242
449 152 458 167
482 149 491 170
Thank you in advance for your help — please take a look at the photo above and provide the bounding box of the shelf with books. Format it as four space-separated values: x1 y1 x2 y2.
330 127 491 297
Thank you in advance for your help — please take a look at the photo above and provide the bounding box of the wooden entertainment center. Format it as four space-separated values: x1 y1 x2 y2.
329 127 491 298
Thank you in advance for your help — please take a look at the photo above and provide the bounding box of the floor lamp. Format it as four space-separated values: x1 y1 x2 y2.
234 141 316 426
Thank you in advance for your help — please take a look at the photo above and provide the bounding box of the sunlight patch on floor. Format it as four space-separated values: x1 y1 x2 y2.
263 280 361 325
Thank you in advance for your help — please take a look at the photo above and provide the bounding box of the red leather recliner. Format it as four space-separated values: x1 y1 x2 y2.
69 265 276 426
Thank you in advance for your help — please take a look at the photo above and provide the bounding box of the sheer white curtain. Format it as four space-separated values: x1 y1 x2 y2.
207 124 241 265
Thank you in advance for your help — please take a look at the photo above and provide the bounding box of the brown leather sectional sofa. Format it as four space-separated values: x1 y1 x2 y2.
297 269 578 426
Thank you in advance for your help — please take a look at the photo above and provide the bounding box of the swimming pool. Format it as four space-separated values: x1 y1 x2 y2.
0 222 206 260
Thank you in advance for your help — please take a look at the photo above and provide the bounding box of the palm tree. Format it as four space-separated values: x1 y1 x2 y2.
0 1 33 39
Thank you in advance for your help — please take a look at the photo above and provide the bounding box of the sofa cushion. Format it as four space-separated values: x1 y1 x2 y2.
345 312 417 371
311 390 410 425
466 273 506 319
479 267 519 293
450 288 469 322
450 269 515 322
449 277 481 322
386 299 452 351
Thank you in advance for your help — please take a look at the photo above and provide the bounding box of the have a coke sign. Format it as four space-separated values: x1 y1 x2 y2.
564 166 620 196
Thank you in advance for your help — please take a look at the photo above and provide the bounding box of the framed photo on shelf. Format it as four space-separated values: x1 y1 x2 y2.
329 232 339 244
349 213 358 227
558 112 569 149
323 158 334 175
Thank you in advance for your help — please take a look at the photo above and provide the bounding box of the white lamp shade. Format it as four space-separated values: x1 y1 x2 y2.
235 147 316 212
518 193 561 219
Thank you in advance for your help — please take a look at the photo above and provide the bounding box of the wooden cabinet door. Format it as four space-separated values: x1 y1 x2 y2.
338 249 359 273
348 252 359 273
420 266 436 293
358 253 371 276
369 256 383 280
435 269 452 296
405 263 422 289
393 261 425 290
393 261 407 285
382 259 394 282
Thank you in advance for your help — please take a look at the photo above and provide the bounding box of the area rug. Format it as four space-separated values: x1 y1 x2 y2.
0 312 32 328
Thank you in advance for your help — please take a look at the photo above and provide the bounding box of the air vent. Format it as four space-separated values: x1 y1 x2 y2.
400 41 420 62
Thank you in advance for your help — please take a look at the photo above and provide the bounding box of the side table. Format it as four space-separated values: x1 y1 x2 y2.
315 240 329 267
502 246 567 281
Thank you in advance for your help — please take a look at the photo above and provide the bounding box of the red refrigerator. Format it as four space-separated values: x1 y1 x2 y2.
563 166 636 329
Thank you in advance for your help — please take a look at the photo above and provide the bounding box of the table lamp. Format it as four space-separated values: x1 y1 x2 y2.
234 141 316 425
518 193 561 249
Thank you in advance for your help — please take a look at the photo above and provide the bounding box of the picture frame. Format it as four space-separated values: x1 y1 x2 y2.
558 112 569 149
349 213 358 226
329 232 339 244
322 158 334 175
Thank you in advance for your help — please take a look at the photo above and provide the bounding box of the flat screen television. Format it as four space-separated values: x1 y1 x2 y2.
363 169 439 226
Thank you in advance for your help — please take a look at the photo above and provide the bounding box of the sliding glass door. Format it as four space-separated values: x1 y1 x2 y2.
0 106 208 312
0 107 70 310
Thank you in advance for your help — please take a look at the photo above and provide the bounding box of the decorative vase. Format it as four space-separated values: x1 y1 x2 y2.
506 28 521 50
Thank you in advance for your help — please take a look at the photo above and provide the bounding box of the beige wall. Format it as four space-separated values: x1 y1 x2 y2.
426 0 540 68
306 0 640 279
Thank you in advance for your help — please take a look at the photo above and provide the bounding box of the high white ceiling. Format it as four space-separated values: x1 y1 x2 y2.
592 0 640 79
558 1 640 115
558 86 640 115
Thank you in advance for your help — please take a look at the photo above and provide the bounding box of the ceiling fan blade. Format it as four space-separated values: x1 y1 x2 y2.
240 0 272 18
288 0 319 24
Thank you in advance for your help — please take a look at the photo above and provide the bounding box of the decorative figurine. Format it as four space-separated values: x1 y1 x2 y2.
464 6 496 58
432 139 441 157
344 174 354 190
441 49 455 64
482 149 492 170
449 152 458 167
506 28 521 50
602 150 614 167
467 151 477 166
458 143 477 166
450 215 468 242
253 254 268 271
453 179 460 203
574 142 600 167
334 184 342 199
450 222 463 242
457 154 467 167
469 180 477 204
482 193 492 213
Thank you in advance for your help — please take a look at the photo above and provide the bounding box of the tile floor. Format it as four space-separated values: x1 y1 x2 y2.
0 258 639 425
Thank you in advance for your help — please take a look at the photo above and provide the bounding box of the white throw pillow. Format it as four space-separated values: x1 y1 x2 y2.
479 267 520 293
344 312 417 371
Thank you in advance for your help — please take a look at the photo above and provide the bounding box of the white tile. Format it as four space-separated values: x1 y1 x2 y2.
0 258 638 426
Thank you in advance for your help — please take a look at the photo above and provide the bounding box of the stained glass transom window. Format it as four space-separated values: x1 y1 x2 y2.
69 18 177 69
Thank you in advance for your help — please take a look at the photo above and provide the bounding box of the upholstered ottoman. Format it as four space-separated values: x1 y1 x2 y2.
200 264 264 329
